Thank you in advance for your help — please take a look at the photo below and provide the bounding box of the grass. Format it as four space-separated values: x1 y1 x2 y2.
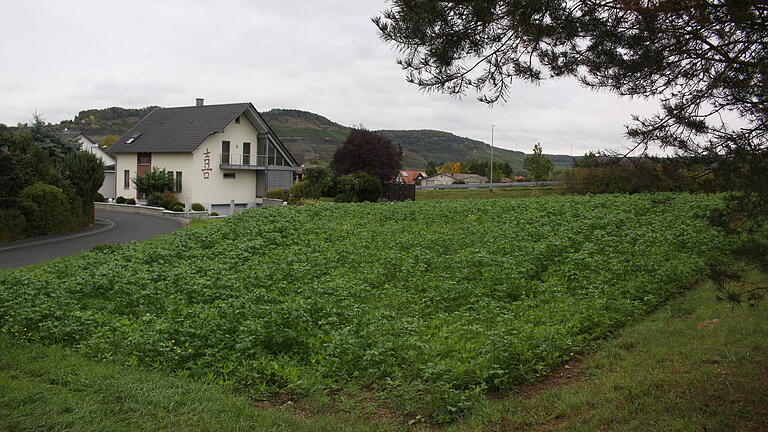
2 266 766 431
415 186 563 200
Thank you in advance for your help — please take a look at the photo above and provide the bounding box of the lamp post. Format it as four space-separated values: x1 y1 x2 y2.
490 124 495 191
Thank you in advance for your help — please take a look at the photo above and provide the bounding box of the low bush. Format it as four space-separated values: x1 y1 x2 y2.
289 181 312 200
94 192 106 203
147 192 165 207
0 208 26 242
266 189 289 200
115 196 126 204
18 182 81 236
209 211 219 216
161 191 180 210
171 203 185 212
336 171 382 202
334 192 355 203
191 203 206 212
125 198 136 205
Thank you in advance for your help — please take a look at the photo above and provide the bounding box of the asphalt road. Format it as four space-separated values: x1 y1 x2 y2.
0 209 185 270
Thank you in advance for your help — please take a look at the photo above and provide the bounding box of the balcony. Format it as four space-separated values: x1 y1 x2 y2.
219 153 270 170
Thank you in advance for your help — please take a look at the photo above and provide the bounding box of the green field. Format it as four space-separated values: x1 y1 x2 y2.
0 194 728 422
416 185 563 200
3 270 765 431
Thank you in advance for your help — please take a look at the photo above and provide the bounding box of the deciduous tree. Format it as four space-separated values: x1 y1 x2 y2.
333 128 402 183
524 143 554 181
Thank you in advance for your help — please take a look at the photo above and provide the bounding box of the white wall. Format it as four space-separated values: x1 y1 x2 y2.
100 171 116 198
423 174 455 186
114 152 137 199
77 135 116 166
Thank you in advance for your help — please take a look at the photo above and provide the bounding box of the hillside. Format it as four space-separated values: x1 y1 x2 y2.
56 106 574 171
59 106 158 140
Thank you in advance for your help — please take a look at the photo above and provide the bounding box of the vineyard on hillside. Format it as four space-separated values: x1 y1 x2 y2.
0 194 727 422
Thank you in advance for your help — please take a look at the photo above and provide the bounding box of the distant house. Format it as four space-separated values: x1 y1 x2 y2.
109 99 298 214
451 173 488 184
515 175 527 182
421 172 492 186
421 173 456 186
61 131 116 198
394 170 427 184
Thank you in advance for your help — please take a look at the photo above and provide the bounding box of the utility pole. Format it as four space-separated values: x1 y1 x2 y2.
490 124 495 191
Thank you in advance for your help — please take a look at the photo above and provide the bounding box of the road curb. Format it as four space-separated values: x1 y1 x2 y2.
0 218 116 252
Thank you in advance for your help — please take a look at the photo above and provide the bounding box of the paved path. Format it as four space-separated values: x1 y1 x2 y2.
0 209 185 270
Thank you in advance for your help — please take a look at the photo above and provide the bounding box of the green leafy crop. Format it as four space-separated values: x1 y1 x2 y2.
0 194 727 422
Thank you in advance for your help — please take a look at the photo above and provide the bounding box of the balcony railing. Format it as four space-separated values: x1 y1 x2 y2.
220 153 270 167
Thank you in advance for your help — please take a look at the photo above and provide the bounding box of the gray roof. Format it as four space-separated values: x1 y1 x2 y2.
60 130 83 140
108 103 251 154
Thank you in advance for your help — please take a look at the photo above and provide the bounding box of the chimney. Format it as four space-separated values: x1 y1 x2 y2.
195 98 204 107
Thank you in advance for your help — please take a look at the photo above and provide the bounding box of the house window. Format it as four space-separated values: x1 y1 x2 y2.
243 142 251 165
174 171 183 193
124 170 130 189
223 172 236 179
138 153 151 165
222 141 230 164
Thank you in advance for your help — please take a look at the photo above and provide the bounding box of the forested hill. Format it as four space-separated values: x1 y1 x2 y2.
58 106 159 137
55 106 573 170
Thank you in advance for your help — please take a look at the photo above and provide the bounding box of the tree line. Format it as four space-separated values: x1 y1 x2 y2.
0 117 104 242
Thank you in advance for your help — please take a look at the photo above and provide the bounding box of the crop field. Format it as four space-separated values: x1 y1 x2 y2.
0 194 726 422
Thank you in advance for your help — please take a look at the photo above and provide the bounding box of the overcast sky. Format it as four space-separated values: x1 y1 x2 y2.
0 0 663 155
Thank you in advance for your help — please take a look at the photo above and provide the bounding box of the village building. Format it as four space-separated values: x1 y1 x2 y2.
451 173 488 184
420 172 489 186
420 172 456 186
394 170 427 184
61 130 116 198
109 100 298 214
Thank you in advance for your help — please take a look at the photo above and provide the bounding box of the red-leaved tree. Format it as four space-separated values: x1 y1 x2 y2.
333 128 402 183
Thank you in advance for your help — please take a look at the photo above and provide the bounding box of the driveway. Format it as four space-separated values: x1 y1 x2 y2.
0 209 185 270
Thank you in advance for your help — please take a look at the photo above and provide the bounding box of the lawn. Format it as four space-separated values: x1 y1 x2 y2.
415 185 562 200
0 194 729 422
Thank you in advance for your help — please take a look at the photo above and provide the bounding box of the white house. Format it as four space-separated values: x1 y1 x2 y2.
421 172 489 186
421 173 456 186
61 131 116 198
108 100 297 214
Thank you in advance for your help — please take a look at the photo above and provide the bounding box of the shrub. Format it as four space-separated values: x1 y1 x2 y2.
132 167 174 196
62 151 105 222
302 166 333 198
125 198 136 205
147 192 165 207
289 181 312 200
115 196 126 204
19 182 78 236
191 203 206 211
210 211 219 216
266 189 289 200
171 202 185 212
562 160 693 195
94 192 106 202
160 191 180 210
336 171 382 202
0 208 26 242
334 192 355 203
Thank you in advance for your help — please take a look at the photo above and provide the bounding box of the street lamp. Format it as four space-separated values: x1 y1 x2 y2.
490 124 495 191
